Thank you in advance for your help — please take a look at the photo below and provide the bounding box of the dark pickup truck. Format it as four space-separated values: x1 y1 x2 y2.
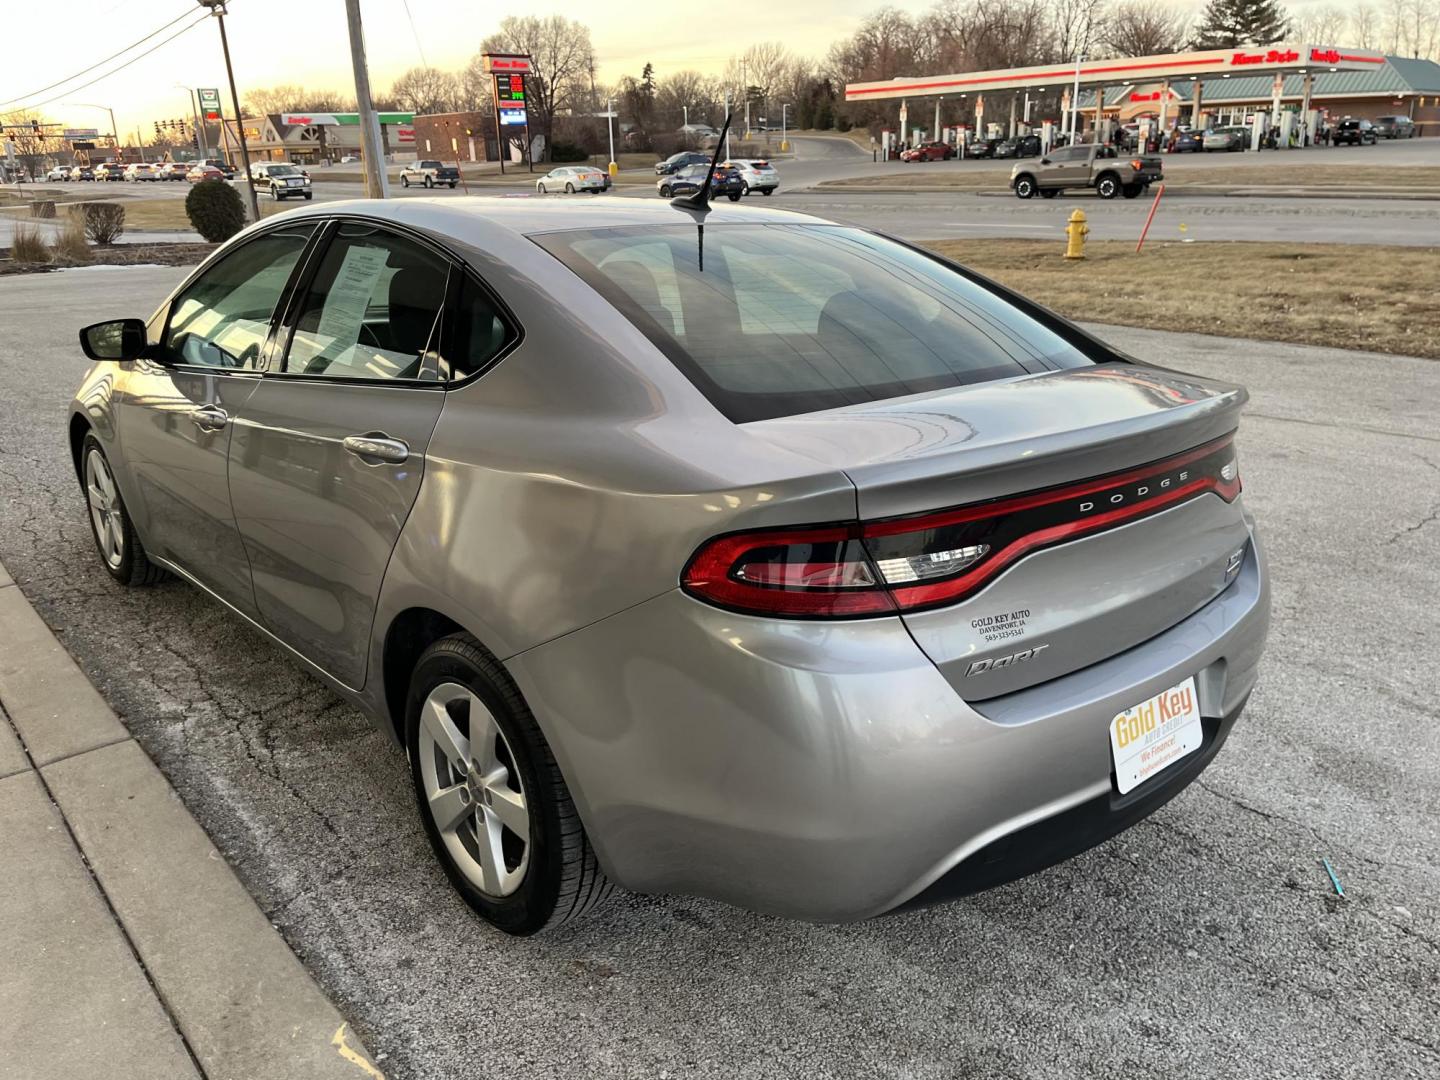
1011 143 1163 200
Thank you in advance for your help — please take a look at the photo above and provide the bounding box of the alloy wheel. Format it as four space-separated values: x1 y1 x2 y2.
84 448 124 570
417 681 531 897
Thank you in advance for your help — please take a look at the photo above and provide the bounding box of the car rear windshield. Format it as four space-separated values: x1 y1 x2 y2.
536 224 1094 422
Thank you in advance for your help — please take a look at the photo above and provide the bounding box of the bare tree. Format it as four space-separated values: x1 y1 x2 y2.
390 66 461 117
481 15 596 155
1 109 62 178
1351 4 1381 47
1104 0 1190 55
1051 0 1110 62
655 69 715 130
1293 5 1349 44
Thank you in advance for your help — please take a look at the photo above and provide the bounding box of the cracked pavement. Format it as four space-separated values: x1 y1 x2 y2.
1 265 1436 1079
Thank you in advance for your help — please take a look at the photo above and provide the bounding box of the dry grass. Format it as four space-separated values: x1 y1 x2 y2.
110 198 288 231
53 215 92 262
824 163 1440 192
923 238 1440 359
9 224 51 264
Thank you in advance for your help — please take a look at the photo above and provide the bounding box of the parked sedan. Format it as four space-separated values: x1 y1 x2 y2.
185 164 225 183
1202 128 1247 152
963 139 998 158
45 165 72 181
124 163 160 181
900 141 954 162
1169 129 1203 153
67 165 96 181
656 162 743 200
993 134 1041 159
159 161 192 181
69 197 1268 936
536 166 607 194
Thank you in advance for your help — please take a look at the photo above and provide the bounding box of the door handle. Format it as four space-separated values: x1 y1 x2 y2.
343 433 409 464
190 404 228 431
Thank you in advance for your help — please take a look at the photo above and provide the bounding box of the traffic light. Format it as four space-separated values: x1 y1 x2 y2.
31 119 41 134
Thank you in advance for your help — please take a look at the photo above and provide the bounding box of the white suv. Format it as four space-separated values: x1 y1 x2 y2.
727 159 779 196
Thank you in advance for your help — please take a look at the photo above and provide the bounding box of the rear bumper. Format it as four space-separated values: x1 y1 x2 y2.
506 518 1270 922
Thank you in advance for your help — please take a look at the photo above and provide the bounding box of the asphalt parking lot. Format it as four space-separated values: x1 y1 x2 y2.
0 266 1437 1079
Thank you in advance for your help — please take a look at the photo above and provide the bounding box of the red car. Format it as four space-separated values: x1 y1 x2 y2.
900 141 955 162
185 164 225 183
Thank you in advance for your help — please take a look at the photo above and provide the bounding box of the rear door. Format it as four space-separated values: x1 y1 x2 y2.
227 220 455 687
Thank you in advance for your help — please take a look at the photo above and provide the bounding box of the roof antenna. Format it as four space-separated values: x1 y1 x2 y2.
670 111 733 271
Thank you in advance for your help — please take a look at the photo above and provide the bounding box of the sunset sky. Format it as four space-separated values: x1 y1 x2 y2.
5 0 1325 138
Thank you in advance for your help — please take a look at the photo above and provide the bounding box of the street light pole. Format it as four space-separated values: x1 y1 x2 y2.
198 1 259 220
780 103 789 152
177 85 205 158
342 0 389 199
606 97 616 178
64 103 118 152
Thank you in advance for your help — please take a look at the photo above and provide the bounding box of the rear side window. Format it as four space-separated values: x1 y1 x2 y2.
282 223 449 382
536 224 1093 422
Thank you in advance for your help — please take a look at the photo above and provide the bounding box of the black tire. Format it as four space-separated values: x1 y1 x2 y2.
424 175 434 188
271 185 282 201
1122 183 1142 199
537 183 546 194
728 192 741 202
303 192 312 200
80 434 166 587
660 185 671 197
449 182 457 189
402 176 410 188
1039 188 1059 199
1096 174 1121 199
761 187 773 195
565 182 574 193
1014 175 1037 199
741 181 750 195
406 634 613 935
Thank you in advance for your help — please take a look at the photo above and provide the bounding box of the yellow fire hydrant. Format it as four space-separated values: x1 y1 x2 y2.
1064 209 1089 259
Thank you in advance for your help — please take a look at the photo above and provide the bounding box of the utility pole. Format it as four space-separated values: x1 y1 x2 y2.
605 97 616 179
343 0 389 198
1069 54 1085 142
198 1 259 220
723 88 731 159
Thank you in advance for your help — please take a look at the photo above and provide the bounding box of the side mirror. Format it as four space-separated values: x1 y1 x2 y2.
79 318 147 362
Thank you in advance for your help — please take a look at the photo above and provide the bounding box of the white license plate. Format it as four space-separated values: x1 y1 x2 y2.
1109 676 1203 794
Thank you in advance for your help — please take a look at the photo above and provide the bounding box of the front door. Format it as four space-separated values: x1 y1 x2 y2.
119 224 316 615
228 221 452 688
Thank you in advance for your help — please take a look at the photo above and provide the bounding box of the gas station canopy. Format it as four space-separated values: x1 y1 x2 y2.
845 44 1387 102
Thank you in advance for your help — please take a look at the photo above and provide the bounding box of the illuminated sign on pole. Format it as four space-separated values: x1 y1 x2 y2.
484 55 534 172
198 87 223 121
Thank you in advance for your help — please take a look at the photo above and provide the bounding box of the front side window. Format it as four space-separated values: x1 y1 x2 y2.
282 223 449 382
163 226 313 369
537 224 1093 422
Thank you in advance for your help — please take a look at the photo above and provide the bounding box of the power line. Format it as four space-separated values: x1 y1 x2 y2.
21 13 212 114
0 6 197 109
399 0 430 69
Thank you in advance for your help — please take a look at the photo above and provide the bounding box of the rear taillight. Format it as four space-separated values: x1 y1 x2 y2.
683 433 1240 619
1131 158 1145 170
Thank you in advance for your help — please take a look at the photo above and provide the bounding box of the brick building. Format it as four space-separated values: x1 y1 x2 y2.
411 111 503 162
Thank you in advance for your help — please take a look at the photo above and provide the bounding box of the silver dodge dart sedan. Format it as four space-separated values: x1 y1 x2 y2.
69 197 1270 935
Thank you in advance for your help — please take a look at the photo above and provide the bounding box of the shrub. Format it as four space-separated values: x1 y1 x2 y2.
10 224 52 264
185 179 247 243
67 202 126 245
54 215 92 263
548 140 589 162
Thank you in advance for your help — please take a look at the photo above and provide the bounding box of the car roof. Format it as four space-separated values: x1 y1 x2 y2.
274 194 823 239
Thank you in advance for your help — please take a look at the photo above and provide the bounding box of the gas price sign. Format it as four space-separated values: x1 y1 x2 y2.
493 73 528 126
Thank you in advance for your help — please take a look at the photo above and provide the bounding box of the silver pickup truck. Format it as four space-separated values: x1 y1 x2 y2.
1011 144 1164 200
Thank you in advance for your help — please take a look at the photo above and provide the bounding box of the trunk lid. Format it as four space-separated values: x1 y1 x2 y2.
746 363 1251 698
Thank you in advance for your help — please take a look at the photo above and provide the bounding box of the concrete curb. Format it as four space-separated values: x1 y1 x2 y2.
807 183 1440 201
0 560 385 1080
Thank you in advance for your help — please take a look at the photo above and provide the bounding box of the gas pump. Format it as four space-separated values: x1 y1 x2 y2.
1041 120 1054 153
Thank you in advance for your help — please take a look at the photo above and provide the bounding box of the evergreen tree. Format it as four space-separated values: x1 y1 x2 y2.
1191 0 1290 48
